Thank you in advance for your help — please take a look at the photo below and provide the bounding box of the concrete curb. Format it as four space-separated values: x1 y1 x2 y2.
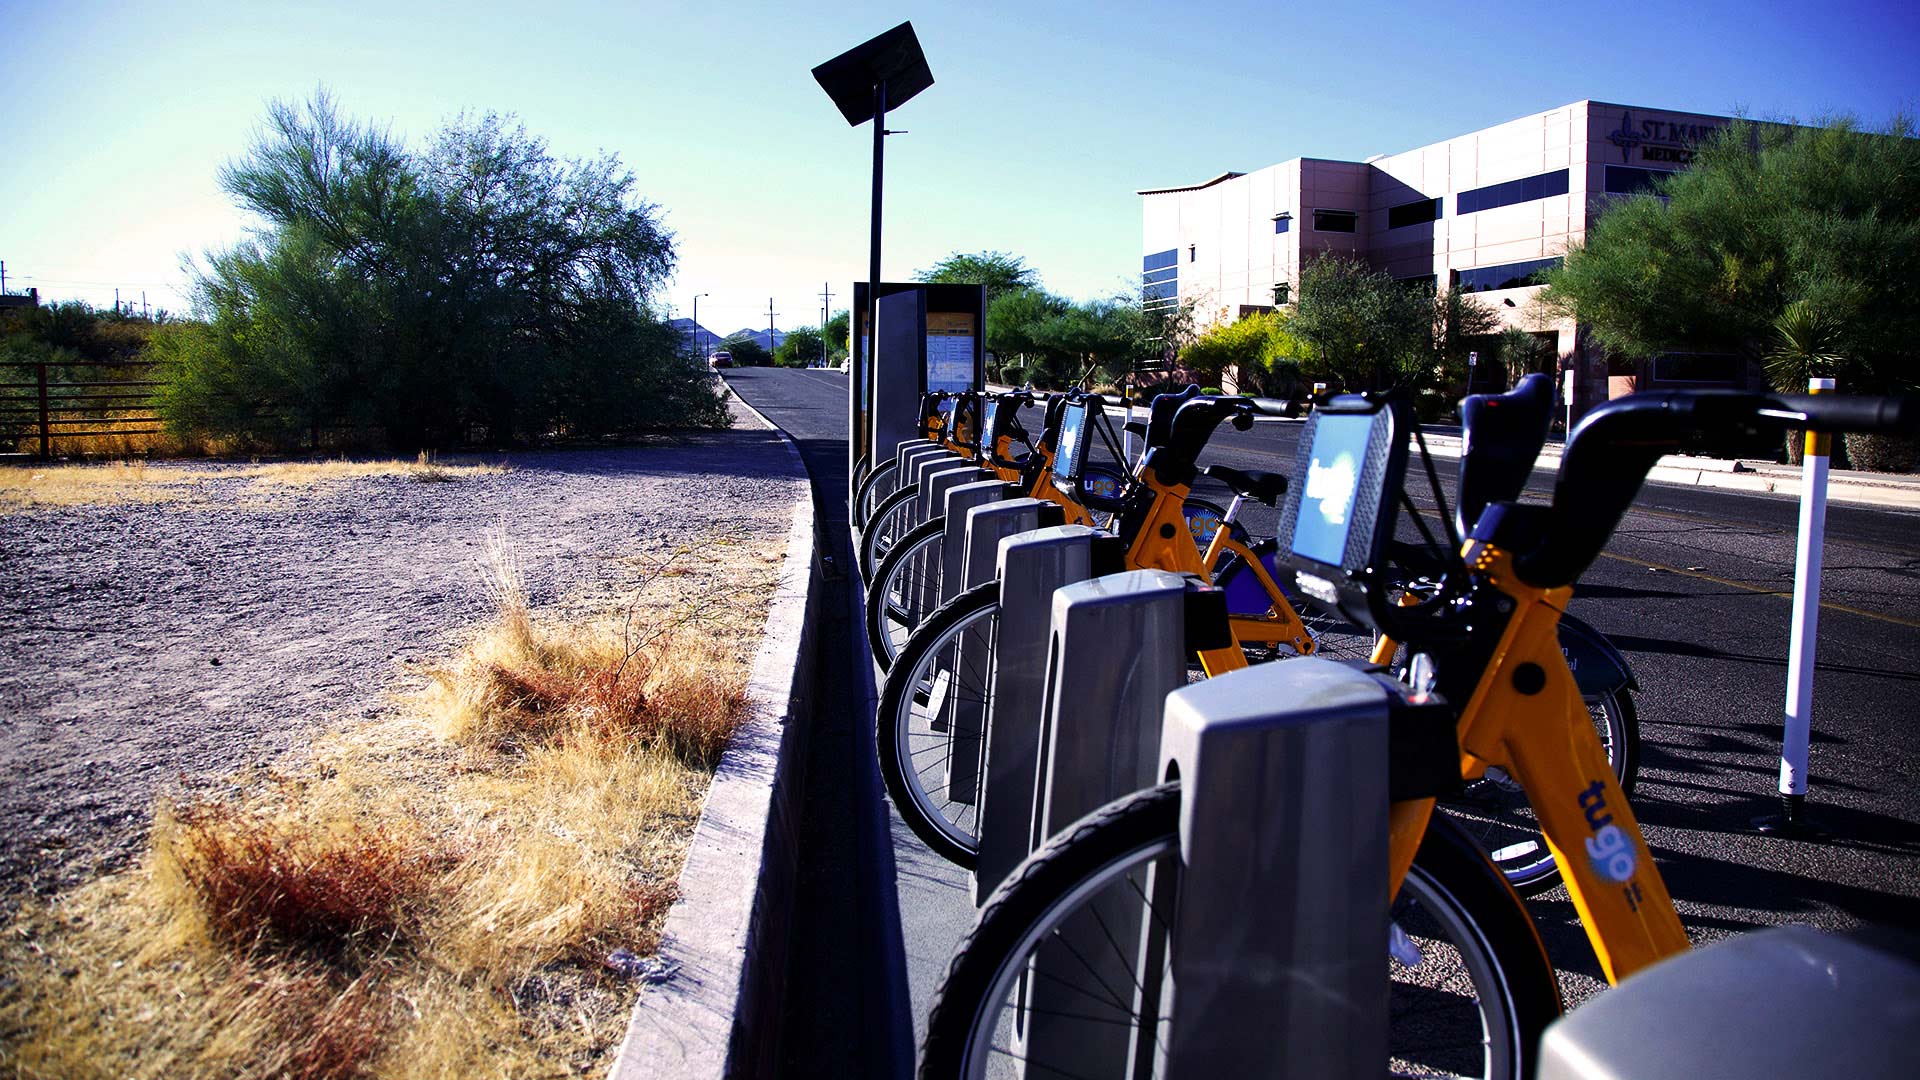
607 389 819 1079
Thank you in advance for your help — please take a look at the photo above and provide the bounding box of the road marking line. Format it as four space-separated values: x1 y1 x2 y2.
1593 551 1920 628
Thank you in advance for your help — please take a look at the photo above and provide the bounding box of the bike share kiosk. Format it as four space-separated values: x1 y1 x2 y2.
1150 394 1457 1077
850 281 985 494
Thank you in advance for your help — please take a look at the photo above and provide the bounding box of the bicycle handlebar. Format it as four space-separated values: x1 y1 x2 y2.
1455 374 1555 541
1512 389 1917 588
1144 384 1203 449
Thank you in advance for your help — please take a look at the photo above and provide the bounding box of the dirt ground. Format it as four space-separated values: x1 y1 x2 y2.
0 410 805 906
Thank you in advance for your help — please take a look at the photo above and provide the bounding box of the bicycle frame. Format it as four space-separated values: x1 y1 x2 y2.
1383 539 1690 985
1122 455 1316 672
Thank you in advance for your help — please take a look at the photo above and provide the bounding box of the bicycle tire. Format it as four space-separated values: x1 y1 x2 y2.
875 580 1001 867
865 517 948 672
861 483 922 583
920 782 1561 1080
1441 688 1640 897
853 457 897 531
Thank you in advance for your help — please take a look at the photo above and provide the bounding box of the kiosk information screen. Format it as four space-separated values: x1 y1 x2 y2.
1291 412 1372 568
1052 402 1089 492
927 312 976 392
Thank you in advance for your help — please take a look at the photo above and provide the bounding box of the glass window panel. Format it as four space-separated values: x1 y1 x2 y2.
1313 209 1358 233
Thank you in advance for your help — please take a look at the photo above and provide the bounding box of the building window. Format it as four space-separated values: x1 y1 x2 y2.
1454 257 1563 292
1395 273 1437 290
1312 209 1358 233
1272 283 1291 305
1455 169 1570 215
1142 249 1179 310
1604 165 1674 196
1273 212 1292 234
1386 198 1442 230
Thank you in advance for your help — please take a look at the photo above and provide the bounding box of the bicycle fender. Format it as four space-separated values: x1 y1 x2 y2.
1560 612 1638 696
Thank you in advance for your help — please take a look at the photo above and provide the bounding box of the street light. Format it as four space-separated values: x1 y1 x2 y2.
692 292 710 360
813 21 933 478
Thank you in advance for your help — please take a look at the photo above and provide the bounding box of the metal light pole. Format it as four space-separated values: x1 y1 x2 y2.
814 23 934 485
692 292 709 360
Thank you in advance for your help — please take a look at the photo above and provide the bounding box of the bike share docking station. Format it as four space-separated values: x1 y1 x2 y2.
987 390 1464 1077
852 281 985 493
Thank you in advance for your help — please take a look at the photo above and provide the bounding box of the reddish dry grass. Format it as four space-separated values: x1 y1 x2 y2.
155 801 440 955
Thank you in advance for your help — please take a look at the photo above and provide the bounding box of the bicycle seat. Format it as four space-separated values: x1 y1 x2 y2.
1201 464 1288 506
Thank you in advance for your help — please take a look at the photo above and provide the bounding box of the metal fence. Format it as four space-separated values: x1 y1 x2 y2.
0 360 166 458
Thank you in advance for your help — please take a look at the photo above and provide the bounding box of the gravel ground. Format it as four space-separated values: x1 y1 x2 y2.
0 403 804 904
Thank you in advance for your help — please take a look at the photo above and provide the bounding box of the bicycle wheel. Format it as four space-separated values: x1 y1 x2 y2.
920 783 1560 1080
866 517 947 672
853 458 898 531
1439 688 1639 897
861 483 922 582
876 581 1000 866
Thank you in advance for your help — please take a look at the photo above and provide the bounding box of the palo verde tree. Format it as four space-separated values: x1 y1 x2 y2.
1540 114 1920 395
1179 309 1308 395
156 92 725 449
720 332 772 367
916 251 1041 307
773 326 825 368
823 309 851 365
1289 255 1432 391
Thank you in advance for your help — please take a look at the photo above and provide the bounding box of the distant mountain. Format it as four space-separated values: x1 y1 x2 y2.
725 327 787 352
668 317 723 353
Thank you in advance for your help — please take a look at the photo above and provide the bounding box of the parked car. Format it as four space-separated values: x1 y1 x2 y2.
708 350 733 369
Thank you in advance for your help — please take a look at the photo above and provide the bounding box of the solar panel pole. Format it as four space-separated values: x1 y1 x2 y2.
870 79 886 396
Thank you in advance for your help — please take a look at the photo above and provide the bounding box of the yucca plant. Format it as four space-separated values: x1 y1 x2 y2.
1764 301 1848 465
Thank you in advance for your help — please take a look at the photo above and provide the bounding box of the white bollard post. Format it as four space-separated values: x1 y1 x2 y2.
1758 376 1834 834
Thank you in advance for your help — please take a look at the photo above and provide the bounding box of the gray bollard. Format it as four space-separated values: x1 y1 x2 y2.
918 461 982 525
972 525 1100 903
893 442 948 495
1032 569 1193 842
1150 658 1392 1079
962 499 1053 591
933 481 1020 809
893 437 930 471
912 465 987 617
1018 568 1193 1077
942 481 1017 604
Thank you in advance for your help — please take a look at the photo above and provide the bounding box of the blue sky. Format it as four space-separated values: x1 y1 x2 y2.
1 0 1915 335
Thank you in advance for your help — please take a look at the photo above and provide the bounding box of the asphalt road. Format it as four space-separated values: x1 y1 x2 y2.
727 368 1920 1052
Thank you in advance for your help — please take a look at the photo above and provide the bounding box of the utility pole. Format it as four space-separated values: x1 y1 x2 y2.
821 282 835 365
767 297 778 357
1 260 8 293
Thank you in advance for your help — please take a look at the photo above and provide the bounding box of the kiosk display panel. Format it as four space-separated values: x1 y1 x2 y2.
1275 396 1411 630
1050 400 1090 496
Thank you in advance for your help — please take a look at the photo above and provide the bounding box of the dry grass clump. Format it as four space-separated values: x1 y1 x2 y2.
0 531 780 1078
421 537 754 769
151 802 442 956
